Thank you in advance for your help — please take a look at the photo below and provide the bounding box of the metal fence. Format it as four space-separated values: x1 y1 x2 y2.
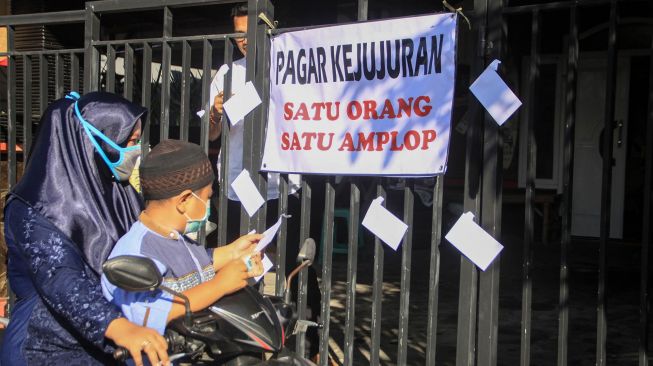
0 0 652 365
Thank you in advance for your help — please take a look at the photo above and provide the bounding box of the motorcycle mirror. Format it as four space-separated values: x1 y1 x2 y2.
297 238 316 264
103 255 163 292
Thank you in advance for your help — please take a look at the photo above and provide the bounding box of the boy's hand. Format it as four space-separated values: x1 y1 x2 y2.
228 233 263 261
213 260 249 296
241 252 264 278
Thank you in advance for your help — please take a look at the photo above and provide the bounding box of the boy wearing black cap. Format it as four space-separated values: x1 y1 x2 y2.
102 139 263 336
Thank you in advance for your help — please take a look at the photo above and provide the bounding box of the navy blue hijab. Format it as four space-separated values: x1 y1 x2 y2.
10 92 147 274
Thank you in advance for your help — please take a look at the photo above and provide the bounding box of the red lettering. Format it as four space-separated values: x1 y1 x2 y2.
404 130 420 150
281 132 289 150
375 132 390 151
283 103 294 120
293 103 310 120
318 133 335 150
422 130 437 149
357 132 375 151
363 100 379 120
396 97 414 118
290 133 302 150
414 96 432 117
326 102 340 121
390 131 404 151
301 132 316 150
378 99 396 119
347 101 362 120
338 133 355 151
311 103 325 120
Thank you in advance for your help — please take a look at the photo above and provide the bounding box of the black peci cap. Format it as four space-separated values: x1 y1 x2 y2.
139 139 215 200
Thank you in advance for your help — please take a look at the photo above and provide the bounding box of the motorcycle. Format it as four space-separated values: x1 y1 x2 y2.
102 238 319 365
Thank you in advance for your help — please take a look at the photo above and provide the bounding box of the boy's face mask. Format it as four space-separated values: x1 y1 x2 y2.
71 93 142 182
183 192 211 235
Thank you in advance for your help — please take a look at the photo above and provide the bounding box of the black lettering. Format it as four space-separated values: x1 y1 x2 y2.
330 45 344 82
307 48 318 83
282 50 296 84
428 34 443 74
276 51 284 85
297 49 307 84
401 38 414 77
414 37 429 76
317 47 328 82
343 44 355 81
386 39 401 78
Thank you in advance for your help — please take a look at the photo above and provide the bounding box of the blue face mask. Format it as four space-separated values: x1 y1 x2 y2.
67 91 142 182
183 192 211 234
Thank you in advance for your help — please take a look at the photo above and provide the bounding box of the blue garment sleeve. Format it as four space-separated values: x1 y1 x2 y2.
101 257 174 335
5 200 123 352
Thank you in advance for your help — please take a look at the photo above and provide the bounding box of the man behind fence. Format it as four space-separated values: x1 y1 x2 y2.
207 2 323 361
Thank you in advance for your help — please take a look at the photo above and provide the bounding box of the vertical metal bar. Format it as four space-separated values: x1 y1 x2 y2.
106 45 116 93
180 40 191 141
426 176 444 365
319 178 336 366
275 173 289 295
370 182 386 366
39 54 47 115
596 2 618 364
521 10 540 366
141 42 152 157
22 55 33 157
296 178 312 357
7 25 16 189
160 6 173 141
55 53 64 99
84 5 100 92
397 181 414 366
344 2 367 363
242 0 273 234
478 0 504 364
357 0 368 21
558 7 578 366
196 38 212 248
240 0 257 234
457 1 487 363
70 52 80 92
124 43 134 101
218 39 233 247
200 39 212 153
344 179 360 365
639 35 653 366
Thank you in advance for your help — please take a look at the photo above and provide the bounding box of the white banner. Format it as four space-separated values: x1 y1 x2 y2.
262 13 457 176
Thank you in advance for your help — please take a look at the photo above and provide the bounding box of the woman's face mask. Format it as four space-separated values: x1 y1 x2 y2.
71 93 142 182
183 192 211 235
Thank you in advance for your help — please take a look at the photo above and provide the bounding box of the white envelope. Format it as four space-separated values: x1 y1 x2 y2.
361 197 408 251
230 169 265 217
445 212 503 271
469 59 522 126
222 81 262 126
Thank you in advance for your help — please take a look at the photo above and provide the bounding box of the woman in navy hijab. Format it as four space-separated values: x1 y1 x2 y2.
1 92 169 366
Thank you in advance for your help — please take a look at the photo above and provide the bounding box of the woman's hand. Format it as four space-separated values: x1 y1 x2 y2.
213 233 263 270
105 317 169 366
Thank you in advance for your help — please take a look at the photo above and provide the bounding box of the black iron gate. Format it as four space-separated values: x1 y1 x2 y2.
1 0 652 365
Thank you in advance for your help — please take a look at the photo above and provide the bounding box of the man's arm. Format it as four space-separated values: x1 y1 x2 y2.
209 92 223 142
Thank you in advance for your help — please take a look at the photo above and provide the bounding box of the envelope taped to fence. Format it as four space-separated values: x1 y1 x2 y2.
445 212 503 271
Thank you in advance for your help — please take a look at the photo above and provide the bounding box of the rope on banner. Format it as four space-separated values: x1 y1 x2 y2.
258 12 278 32
442 0 471 30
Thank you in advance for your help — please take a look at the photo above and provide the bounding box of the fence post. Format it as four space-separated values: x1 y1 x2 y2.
84 4 100 92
